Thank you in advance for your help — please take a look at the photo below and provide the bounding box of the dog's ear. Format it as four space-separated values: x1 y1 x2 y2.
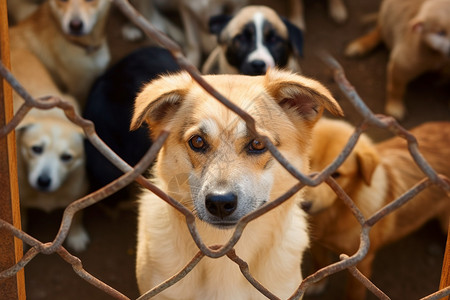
409 18 424 34
130 72 191 136
282 18 304 57
264 69 343 123
355 136 380 185
209 14 233 36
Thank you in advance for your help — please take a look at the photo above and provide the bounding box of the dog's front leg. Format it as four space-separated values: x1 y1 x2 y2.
66 211 89 252
385 53 420 120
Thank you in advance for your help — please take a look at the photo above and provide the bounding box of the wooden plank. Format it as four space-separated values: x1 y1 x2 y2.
0 0 26 298
440 223 450 300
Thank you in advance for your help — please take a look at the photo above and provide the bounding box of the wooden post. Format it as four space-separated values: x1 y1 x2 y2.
440 224 450 300
0 0 26 298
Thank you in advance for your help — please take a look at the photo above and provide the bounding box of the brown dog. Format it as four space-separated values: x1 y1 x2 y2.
9 0 111 105
345 0 450 120
131 69 343 299
302 118 450 300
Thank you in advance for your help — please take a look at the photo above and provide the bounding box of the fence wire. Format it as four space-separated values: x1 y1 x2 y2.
0 0 449 299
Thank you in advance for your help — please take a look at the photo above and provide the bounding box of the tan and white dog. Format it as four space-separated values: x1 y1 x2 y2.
9 0 111 105
12 48 89 252
130 69 343 299
302 118 450 300
202 5 304 75
345 0 450 120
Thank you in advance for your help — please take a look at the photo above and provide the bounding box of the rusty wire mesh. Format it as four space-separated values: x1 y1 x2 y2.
0 0 449 299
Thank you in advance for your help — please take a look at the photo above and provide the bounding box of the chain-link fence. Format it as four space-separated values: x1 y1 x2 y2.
0 0 449 299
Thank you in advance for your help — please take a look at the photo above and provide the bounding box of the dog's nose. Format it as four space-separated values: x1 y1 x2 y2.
205 192 237 219
250 60 267 74
69 18 84 34
37 174 52 190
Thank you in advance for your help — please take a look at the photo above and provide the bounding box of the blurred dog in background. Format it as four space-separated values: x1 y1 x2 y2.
11 49 89 252
9 0 111 105
302 118 450 300
345 0 450 120
202 5 304 75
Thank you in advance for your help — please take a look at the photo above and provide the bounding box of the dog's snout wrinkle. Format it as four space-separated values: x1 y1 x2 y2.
205 192 237 219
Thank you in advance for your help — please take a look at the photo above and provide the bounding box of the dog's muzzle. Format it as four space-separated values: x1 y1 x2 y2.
36 173 52 192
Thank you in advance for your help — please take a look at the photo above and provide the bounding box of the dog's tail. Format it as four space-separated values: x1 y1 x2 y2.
344 26 382 57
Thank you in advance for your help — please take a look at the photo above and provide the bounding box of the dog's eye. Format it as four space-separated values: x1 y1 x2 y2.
189 135 208 152
60 153 73 162
31 145 43 155
265 31 280 43
248 139 267 154
437 29 447 37
331 172 341 179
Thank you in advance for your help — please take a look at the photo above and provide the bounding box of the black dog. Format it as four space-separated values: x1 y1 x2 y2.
83 47 180 202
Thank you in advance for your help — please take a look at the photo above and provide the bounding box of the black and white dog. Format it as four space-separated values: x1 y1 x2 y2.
202 5 304 75
83 47 180 203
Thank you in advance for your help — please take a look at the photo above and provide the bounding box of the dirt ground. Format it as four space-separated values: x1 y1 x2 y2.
21 0 449 299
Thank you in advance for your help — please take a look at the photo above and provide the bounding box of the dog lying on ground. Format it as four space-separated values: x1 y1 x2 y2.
11 49 89 252
301 118 450 300
130 69 343 299
83 47 180 205
202 5 304 75
345 0 450 120
9 0 111 105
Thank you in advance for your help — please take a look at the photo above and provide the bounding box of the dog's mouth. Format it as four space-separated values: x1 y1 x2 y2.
206 220 239 229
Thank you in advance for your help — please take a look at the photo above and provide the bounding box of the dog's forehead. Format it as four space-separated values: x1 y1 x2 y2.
226 6 287 38
23 121 83 151
183 78 282 137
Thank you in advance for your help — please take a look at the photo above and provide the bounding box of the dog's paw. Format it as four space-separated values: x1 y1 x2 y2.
344 41 365 57
122 23 144 42
329 0 348 24
66 227 90 252
385 101 406 120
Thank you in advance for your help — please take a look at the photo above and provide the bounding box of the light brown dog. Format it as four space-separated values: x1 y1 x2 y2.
345 0 450 120
9 0 111 105
11 47 89 252
302 118 450 300
131 69 343 299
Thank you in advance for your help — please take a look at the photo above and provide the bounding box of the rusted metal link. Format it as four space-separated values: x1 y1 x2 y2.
137 251 205 300
420 287 450 300
340 254 390 300
0 0 448 298
57 247 130 300
227 249 280 300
